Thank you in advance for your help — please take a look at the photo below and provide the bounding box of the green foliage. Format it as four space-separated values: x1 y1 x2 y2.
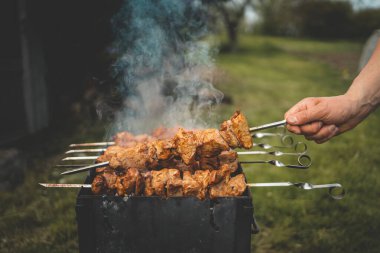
352 8 380 38
254 0 380 39
296 0 353 39
215 35 380 253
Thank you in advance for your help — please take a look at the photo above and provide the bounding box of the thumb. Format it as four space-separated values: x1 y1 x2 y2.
286 104 325 125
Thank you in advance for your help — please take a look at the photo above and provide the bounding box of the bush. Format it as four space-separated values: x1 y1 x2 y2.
352 8 380 39
295 0 353 39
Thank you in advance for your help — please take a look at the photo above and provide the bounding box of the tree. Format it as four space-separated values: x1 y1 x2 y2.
208 0 251 52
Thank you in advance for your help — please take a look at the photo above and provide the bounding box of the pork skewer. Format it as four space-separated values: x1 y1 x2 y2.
60 111 252 175
62 150 304 161
68 118 286 148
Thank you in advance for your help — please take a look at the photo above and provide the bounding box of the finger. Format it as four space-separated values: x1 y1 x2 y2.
287 102 327 126
299 121 323 135
305 125 338 142
286 125 301 134
285 97 319 119
315 130 338 144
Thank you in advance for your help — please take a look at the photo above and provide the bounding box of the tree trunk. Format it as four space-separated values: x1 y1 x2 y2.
226 22 239 52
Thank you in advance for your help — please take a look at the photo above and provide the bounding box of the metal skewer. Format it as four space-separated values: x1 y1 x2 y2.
65 148 106 154
56 164 94 168
249 119 286 132
238 150 302 156
60 161 110 175
62 156 99 161
39 183 92 188
69 142 114 147
39 182 344 199
240 154 312 169
247 182 345 199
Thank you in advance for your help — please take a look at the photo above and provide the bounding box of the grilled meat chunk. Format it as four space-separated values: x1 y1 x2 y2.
92 174 106 194
142 171 154 196
152 139 176 160
166 169 183 197
115 168 142 196
209 164 232 186
230 111 253 149
219 120 240 148
225 174 247 196
182 171 203 199
218 150 238 163
196 129 229 158
102 169 118 194
199 156 219 170
209 173 247 198
97 146 125 163
192 170 211 200
173 129 199 165
109 143 157 170
151 169 169 196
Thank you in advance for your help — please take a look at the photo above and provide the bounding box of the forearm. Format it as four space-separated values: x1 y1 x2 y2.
346 41 380 112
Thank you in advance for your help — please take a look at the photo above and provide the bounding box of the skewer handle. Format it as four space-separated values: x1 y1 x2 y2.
249 119 287 132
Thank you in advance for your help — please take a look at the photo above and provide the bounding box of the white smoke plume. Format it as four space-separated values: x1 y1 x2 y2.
107 0 223 136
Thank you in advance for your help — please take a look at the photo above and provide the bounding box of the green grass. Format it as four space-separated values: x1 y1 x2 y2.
214 35 380 253
1 35 379 253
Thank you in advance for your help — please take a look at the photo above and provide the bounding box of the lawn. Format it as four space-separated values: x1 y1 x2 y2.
214 35 380 253
1 35 379 253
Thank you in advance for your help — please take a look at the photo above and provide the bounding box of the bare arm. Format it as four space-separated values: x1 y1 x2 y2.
284 41 380 143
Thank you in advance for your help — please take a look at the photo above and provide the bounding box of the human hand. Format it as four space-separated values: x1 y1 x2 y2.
284 94 371 143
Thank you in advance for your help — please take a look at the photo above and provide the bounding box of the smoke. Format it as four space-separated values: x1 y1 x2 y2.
107 0 223 135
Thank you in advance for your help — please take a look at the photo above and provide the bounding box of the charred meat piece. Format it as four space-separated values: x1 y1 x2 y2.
142 171 154 196
219 120 241 148
196 129 229 158
199 156 219 170
95 166 108 174
91 174 106 194
192 170 211 200
209 180 227 199
182 171 203 199
173 129 199 165
152 139 176 160
209 164 232 186
225 174 247 196
218 150 238 164
115 168 141 196
166 169 183 197
230 111 253 149
209 174 247 198
97 146 126 163
151 169 169 196
225 160 238 173
102 169 118 194
109 143 157 170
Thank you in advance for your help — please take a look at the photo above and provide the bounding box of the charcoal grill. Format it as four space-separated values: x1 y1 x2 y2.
76 165 259 253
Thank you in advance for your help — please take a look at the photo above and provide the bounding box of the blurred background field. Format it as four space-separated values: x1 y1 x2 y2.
1 0 380 252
